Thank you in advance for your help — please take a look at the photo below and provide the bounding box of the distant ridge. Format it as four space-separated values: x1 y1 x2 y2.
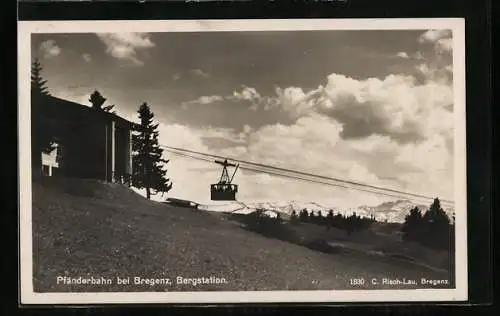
198 199 455 224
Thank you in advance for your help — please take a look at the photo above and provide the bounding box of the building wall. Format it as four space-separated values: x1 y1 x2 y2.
38 96 133 182
59 118 108 180
54 119 132 182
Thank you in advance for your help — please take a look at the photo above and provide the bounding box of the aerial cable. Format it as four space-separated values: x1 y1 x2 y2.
165 149 453 206
161 145 454 205
165 149 452 206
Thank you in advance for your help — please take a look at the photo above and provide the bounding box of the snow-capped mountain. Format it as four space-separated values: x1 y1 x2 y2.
197 199 455 223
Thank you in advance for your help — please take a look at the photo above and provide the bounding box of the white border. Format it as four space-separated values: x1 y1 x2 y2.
18 18 467 304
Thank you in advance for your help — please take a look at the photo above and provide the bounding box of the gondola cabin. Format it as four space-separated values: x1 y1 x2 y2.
211 183 238 201
210 159 239 201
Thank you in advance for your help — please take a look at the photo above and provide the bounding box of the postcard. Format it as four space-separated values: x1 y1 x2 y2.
18 18 467 304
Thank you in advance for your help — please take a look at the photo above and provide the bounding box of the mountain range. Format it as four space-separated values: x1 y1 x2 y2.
131 186 454 224
197 199 455 223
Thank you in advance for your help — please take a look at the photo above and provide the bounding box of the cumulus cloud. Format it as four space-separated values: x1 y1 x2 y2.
152 46 455 206
418 29 452 43
157 118 394 207
183 95 224 107
274 86 322 118
415 60 453 85
231 86 261 103
96 32 154 65
82 53 92 63
435 37 453 53
156 104 453 207
226 86 264 110
39 40 61 58
182 86 267 111
396 52 409 58
418 29 453 54
269 73 453 145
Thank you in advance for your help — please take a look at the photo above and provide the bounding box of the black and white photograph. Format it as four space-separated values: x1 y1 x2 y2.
18 19 467 304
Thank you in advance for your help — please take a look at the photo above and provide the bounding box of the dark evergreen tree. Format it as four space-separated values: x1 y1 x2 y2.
31 58 55 175
332 213 343 229
88 90 116 113
89 90 106 110
424 198 451 227
275 213 283 225
421 198 452 249
132 102 173 199
299 209 309 222
400 198 453 250
31 59 50 96
316 210 323 225
290 210 299 225
401 206 423 241
309 210 316 223
326 210 334 230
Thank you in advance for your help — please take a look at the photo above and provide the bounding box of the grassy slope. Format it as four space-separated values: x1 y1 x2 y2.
32 177 454 292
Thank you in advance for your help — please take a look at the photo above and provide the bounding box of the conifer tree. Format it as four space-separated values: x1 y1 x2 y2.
31 59 50 97
31 58 55 174
299 209 309 222
326 210 334 230
309 210 316 222
401 206 423 241
421 198 451 248
132 102 173 199
290 210 299 225
88 90 116 113
424 198 451 227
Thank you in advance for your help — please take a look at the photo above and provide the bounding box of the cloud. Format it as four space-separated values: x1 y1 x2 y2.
82 53 92 63
182 86 266 111
415 60 453 85
96 33 155 65
173 73 181 81
418 29 452 44
190 68 210 78
418 29 453 54
179 65 453 148
156 106 454 207
274 86 322 118
156 118 389 207
184 95 224 106
436 37 453 53
150 39 455 206
396 52 409 58
269 73 453 144
231 86 261 103
39 40 61 58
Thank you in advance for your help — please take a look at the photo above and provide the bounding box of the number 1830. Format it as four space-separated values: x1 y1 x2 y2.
349 278 365 286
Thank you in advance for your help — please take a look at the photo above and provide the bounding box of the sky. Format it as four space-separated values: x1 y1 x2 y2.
31 28 455 207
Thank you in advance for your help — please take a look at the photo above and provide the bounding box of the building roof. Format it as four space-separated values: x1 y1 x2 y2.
39 95 138 130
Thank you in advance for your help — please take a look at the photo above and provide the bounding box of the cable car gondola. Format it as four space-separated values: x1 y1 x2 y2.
210 159 239 201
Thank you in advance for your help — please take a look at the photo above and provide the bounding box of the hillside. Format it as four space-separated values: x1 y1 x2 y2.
32 177 454 292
